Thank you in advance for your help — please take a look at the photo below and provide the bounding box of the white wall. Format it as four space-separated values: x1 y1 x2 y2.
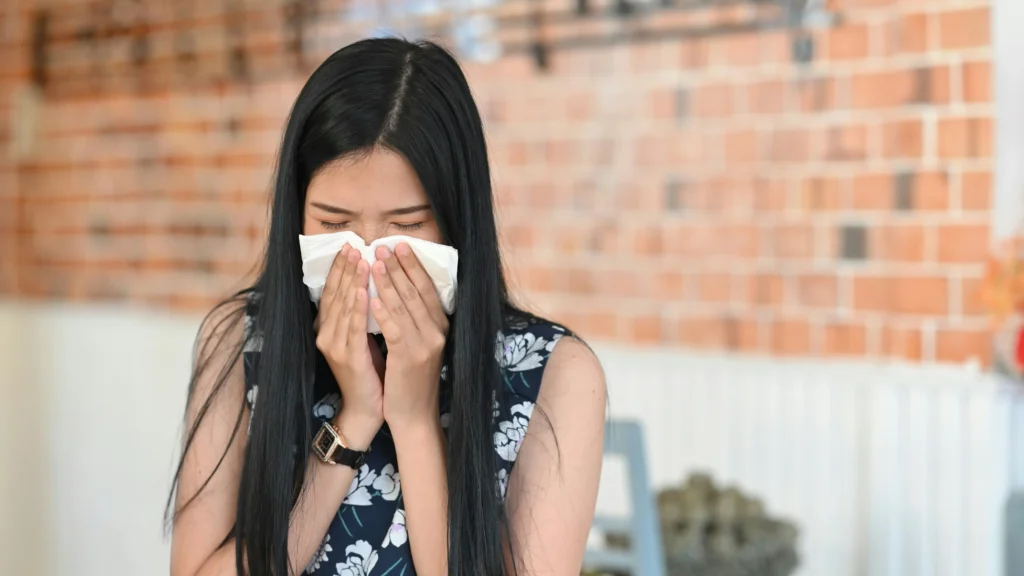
0 300 199 576
0 303 46 576
2 300 1021 576
592 344 1024 576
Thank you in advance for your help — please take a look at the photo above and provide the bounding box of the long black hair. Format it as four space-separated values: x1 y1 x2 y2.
167 38 525 576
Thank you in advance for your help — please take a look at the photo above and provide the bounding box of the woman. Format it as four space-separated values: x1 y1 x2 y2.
167 38 606 576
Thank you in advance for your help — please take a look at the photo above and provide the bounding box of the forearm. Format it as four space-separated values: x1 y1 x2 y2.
392 419 449 576
192 412 379 576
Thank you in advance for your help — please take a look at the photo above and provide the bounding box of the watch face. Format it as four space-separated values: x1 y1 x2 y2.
313 427 335 458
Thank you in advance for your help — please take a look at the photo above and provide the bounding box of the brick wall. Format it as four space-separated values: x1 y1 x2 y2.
0 0 996 363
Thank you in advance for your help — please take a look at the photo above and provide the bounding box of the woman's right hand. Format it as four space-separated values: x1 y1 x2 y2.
314 244 385 448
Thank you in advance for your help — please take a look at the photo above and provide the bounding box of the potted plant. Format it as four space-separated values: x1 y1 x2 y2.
982 237 1024 378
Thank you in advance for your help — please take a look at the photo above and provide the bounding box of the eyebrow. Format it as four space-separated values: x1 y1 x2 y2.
310 202 432 217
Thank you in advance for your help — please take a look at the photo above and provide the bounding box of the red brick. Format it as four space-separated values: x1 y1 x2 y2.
895 276 950 315
851 66 949 109
854 275 949 315
882 119 923 159
765 223 814 259
721 224 759 258
749 273 785 306
697 273 732 303
603 268 642 299
676 314 729 350
754 177 790 213
694 84 733 118
961 170 992 211
852 173 892 210
750 80 786 116
794 77 836 112
825 122 869 161
648 88 676 120
567 267 596 295
676 40 710 70
875 224 926 262
936 326 991 364
519 265 557 293
724 33 761 67
960 274 987 317
758 32 792 65
766 128 810 163
589 311 622 340
734 318 763 352
824 322 868 356
883 326 923 361
724 129 760 164
796 274 837 308
915 171 951 211
962 61 991 103
632 226 664 256
939 8 990 50
938 117 993 159
653 271 687 301
827 23 871 61
564 91 596 123
799 177 843 212
545 139 575 167
936 224 989 264
771 318 812 356
629 314 666 344
884 12 929 54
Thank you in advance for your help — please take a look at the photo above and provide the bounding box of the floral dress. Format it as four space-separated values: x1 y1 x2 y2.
242 296 569 576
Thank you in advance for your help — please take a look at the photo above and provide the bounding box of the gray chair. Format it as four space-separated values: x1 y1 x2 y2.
1009 490 1024 575
583 420 667 576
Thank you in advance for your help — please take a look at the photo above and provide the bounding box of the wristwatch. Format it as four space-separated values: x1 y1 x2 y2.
312 421 369 469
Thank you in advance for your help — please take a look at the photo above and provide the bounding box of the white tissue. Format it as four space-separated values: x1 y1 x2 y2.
299 231 459 334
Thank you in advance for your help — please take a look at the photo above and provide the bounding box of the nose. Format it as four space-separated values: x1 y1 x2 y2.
348 223 387 245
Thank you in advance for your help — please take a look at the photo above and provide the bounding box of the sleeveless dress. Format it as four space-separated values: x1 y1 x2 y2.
242 295 569 576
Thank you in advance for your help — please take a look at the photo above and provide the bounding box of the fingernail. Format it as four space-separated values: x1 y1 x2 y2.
347 249 360 262
371 298 382 310
396 243 411 256
376 245 391 260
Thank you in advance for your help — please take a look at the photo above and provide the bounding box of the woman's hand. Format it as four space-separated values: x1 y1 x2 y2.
369 243 449 430
315 244 385 448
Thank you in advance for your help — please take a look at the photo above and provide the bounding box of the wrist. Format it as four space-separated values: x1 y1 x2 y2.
332 409 382 452
388 414 443 442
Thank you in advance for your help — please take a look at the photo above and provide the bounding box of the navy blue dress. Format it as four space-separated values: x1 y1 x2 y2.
242 296 568 576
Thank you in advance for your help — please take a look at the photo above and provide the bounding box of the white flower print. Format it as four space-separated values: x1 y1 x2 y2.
313 392 341 421
246 385 258 436
496 332 547 372
246 385 258 410
305 534 333 573
334 540 378 576
382 508 408 548
496 468 509 501
243 315 263 352
544 332 563 353
372 463 400 501
492 391 501 420
493 401 535 462
440 365 449 381
343 464 378 506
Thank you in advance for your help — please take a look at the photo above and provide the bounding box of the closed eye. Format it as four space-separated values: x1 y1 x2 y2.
392 222 425 231
320 221 350 230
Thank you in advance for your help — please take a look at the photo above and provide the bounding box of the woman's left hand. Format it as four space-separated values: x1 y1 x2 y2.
370 243 449 429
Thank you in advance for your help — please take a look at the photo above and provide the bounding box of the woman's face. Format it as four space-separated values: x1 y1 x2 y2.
303 148 443 244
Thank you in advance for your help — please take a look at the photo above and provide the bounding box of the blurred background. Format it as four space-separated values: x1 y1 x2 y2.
1 0 1023 575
